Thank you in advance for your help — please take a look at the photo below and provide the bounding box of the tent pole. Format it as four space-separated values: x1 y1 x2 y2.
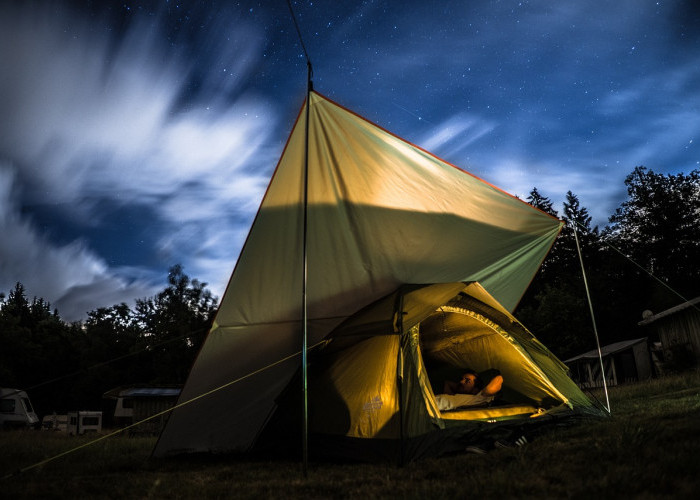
301 62 313 477
284 0 314 476
572 222 611 414
396 294 405 467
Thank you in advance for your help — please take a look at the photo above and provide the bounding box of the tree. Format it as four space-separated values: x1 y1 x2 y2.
517 191 607 358
543 191 599 282
134 265 218 383
563 190 598 253
0 266 219 416
605 166 700 307
78 303 145 401
0 282 81 415
527 187 558 217
523 188 563 282
0 283 33 384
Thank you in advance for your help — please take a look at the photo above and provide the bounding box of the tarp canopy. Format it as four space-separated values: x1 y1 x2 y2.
154 91 565 458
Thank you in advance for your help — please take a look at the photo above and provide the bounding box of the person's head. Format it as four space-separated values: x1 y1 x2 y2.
457 370 481 395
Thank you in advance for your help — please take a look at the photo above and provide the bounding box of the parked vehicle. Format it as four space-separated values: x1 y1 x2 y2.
66 411 102 435
41 413 69 432
0 388 40 429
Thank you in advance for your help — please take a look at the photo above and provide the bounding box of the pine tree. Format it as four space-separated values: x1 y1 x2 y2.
526 187 558 217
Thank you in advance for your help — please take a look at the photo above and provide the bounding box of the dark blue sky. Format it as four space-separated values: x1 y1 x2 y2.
1 0 699 320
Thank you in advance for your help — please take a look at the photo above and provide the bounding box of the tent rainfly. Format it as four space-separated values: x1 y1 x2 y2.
153 91 604 462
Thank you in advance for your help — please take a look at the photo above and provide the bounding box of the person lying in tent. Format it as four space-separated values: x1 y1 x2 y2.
434 369 504 411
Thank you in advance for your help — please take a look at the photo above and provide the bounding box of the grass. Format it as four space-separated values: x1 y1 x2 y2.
2 370 700 499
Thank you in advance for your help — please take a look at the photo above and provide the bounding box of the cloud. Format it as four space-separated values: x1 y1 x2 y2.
597 61 700 171
483 155 627 228
0 164 157 320
418 113 496 158
0 2 280 318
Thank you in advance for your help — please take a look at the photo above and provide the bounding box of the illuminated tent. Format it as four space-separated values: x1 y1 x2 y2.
153 92 602 461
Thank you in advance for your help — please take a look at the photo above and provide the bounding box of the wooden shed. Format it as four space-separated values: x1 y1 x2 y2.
103 386 181 435
564 338 654 388
638 296 700 369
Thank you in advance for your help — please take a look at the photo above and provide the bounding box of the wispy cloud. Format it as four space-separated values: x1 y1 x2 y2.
0 164 156 320
418 114 496 158
484 156 625 227
0 3 278 318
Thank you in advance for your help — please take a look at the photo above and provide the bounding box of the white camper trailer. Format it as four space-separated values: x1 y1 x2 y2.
66 411 103 435
0 388 39 429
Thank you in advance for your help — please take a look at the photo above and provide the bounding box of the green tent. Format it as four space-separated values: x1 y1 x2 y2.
153 92 603 461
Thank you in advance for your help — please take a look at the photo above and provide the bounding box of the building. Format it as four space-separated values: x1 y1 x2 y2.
103 386 181 435
565 338 654 388
638 296 700 370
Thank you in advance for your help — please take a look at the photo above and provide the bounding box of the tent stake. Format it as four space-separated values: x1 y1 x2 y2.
572 222 611 414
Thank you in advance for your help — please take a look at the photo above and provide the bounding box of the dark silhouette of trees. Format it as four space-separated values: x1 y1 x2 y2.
518 167 700 360
0 266 218 417
517 190 598 359
527 187 558 217
604 166 700 307
0 283 81 414
133 264 217 384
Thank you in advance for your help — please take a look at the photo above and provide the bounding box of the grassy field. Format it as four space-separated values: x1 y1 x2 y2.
1 370 699 499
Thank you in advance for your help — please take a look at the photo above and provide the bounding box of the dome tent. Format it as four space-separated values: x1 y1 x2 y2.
253 282 601 462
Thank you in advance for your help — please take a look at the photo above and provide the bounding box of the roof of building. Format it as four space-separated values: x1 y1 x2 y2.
564 337 648 363
638 296 700 326
103 386 181 399
122 387 181 398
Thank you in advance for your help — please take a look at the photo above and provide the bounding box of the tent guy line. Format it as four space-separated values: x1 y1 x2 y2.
1 338 329 480
568 217 699 315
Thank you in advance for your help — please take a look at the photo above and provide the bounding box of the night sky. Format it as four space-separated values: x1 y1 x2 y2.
1 0 699 320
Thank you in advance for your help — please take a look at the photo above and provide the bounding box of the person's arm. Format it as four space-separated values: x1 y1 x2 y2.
481 374 503 396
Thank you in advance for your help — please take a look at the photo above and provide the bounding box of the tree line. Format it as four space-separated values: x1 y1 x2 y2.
0 265 217 417
516 166 700 360
1 166 698 416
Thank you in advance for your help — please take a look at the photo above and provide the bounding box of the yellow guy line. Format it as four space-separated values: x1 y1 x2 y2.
2 341 326 480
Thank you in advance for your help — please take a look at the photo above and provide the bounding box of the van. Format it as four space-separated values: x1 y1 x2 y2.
0 388 40 429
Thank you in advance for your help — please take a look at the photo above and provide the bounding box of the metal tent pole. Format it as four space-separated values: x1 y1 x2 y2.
301 62 313 477
285 0 314 476
397 293 405 467
572 222 611 414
